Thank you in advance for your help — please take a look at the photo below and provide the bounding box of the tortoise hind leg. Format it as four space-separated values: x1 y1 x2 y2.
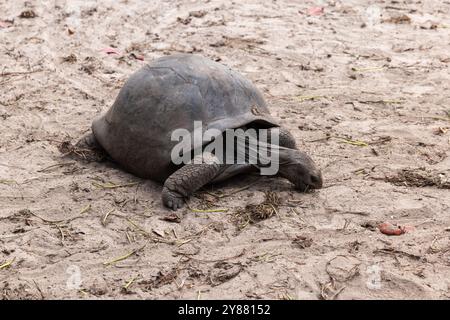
76 132 99 149
60 132 108 162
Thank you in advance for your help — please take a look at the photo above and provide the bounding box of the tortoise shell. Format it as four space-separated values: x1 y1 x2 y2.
92 54 278 182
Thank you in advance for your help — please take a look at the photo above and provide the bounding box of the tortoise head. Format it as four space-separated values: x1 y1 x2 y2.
277 148 323 191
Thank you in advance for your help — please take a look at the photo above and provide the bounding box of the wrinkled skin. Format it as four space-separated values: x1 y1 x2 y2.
162 140 323 211
277 148 323 191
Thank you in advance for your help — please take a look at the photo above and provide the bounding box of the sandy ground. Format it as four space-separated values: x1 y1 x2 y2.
1 0 450 300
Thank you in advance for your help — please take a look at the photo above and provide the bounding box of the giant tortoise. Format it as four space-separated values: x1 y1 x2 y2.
78 54 323 210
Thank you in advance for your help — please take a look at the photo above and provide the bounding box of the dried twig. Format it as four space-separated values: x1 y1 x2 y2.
103 242 148 266
0 258 15 270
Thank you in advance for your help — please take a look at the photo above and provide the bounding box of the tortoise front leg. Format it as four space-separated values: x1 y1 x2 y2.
162 154 224 210
71 132 108 162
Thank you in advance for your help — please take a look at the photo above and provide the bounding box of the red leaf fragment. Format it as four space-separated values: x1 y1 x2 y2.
307 7 324 16
100 47 120 55
0 19 13 28
129 52 144 61
378 222 410 236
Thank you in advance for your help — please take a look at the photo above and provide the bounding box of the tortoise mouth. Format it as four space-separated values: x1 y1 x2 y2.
295 179 322 192
295 182 312 192
296 170 323 191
